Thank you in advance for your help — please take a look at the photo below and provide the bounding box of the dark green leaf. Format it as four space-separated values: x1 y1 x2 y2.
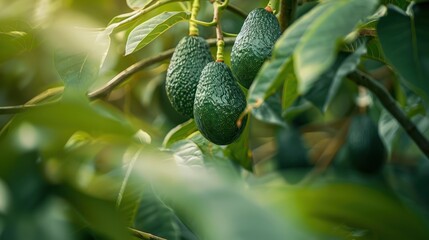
304 42 367 112
381 0 411 9
294 0 378 93
252 93 287 127
378 4 429 103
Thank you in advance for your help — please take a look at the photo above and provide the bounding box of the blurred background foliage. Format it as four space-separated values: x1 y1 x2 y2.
1 0 429 240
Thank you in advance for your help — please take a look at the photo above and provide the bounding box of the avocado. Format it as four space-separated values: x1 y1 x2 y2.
231 8 281 89
166 36 213 118
346 114 387 174
193 62 247 145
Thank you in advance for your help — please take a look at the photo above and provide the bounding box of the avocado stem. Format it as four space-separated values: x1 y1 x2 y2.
267 0 280 13
189 0 200 36
213 1 227 62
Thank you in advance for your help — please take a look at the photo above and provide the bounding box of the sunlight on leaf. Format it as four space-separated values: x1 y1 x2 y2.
294 0 378 93
125 11 190 55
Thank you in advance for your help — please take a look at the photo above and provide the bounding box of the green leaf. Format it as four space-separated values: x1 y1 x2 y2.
54 52 99 96
377 3 429 103
171 140 205 168
252 93 287 127
268 182 429 239
127 0 157 10
163 119 197 148
294 0 379 93
381 0 411 9
125 11 190 55
248 0 343 109
304 42 367 112
365 37 387 63
133 185 182 240
108 10 140 25
282 61 299 111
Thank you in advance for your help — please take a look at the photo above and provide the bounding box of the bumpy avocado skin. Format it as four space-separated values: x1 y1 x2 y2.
346 115 387 174
194 62 247 145
231 8 281 89
166 36 213 118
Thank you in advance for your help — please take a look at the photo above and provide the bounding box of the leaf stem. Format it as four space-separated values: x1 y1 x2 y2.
279 0 297 32
348 70 429 159
267 0 280 13
189 0 200 36
214 0 228 62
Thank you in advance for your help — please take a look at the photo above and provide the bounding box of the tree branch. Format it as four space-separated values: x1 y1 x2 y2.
279 0 297 32
348 70 429 159
88 37 235 99
0 38 236 115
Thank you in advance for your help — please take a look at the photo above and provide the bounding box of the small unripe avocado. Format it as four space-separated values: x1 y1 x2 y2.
194 62 247 145
231 8 281 89
346 114 387 174
166 36 213 118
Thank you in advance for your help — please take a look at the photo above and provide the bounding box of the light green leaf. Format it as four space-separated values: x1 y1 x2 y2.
294 0 378 94
162 119 197 148
125 11 190 55
304 42 367 112
54 52 99 96
268 182 429 239
127 0 157 10
282 61 298 111
171 140 205 168
377 3 429 103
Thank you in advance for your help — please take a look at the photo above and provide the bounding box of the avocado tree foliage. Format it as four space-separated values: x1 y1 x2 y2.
0 0 429 239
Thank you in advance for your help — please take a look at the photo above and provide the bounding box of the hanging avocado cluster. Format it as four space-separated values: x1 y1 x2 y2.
165 7 280 145
165 37 246 145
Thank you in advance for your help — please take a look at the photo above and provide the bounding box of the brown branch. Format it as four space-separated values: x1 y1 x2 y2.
279 0 297 32
348 70 429 159
129 227 166 240
89 37 235 99
0 37 236 115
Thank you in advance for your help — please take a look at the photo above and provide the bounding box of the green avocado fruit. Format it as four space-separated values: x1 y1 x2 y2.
194 62 247 145
346 114 387 174
166 36 213 118
231 8 281 89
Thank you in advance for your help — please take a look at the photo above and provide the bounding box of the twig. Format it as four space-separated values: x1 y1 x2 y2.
129 227 166 240
279 0 297 32
88 37 235 99
348 70 429 159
